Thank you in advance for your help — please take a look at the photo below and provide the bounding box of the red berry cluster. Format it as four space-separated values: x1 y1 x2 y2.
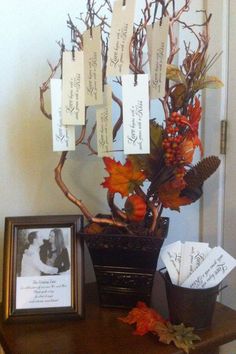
162 112 187 166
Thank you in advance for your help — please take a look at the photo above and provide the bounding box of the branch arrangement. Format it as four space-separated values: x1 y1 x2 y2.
40 0 222 236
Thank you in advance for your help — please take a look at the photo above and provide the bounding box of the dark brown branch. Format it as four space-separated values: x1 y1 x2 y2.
39 58 61 120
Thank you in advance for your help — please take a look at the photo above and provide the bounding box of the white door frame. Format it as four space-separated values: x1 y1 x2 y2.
201 0 229 251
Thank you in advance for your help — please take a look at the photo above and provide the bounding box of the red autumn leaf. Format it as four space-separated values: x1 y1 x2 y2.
101 157 146 197
119 301 166 336
187 97 203 155
179 97 203 156
158 182 192 211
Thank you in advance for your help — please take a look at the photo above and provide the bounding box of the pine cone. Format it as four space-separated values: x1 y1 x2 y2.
184 156 221 188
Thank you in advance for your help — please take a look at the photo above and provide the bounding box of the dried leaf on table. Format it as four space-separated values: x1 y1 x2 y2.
119 301 165 336
154 322 201 354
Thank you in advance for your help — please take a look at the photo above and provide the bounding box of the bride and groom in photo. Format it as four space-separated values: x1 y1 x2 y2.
20 228 70 277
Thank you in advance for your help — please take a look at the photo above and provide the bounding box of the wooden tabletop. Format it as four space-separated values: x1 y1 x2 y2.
0 273 235 354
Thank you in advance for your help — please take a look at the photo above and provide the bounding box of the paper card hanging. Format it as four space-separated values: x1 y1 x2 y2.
50 79 75 152
62 51 85 125
83 26 103 106
107 0 136 76
122 74 150 155
147 17 169 99
96 85 113 157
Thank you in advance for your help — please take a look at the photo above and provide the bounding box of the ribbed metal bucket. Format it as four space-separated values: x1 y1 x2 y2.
161 271 225 330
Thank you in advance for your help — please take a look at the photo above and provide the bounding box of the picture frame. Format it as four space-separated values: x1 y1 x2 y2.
2 215 84 322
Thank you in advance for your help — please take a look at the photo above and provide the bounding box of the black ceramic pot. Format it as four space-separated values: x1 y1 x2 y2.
84 217 169 309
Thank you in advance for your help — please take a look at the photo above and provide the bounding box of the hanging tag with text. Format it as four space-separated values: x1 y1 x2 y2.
182 246 236 289
50 79 75 152
62 51 85 125
147 17 169 99
96 85 113 157
107 0 136 76
83 26 103 106
122 74 150 155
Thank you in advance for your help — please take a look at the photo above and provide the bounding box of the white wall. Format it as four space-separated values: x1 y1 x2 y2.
0 1 203 297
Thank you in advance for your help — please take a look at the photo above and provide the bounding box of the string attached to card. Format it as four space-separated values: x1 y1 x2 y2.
83 26 103 106
107 0 136 76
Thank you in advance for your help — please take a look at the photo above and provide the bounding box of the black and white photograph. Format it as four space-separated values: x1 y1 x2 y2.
16 227 71 309
2 215 84 322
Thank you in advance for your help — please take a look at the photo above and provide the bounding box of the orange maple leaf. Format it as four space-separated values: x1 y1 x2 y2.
158 182 192 211
179 139 195 164
101 157 146 197
119 301 165 336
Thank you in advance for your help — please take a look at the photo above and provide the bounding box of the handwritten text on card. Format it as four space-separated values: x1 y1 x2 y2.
62 51 85 125
179 242 210 285
182 246 236 289
50 79 75 152
122 74 150 154
83 26 103 106
160 241 182 285
16 275 71 309
96 85 113 157
147 17 169 99
107 0 136 76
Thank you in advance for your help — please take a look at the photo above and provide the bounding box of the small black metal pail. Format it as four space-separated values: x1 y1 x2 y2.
160 270 226 330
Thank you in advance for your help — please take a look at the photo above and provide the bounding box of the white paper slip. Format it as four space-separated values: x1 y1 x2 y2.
160 241 182 285
179 242 210 285
50 79 75 152
107 0 136 76
182 246 236 289
96 85 113 157
122 74 150 155
62 51 85 125
147 17 169 99
83 26 103 106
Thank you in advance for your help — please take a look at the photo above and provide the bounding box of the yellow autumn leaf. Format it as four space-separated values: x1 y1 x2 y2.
195 76 224 90
155 322 201 354
166 64 186 85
